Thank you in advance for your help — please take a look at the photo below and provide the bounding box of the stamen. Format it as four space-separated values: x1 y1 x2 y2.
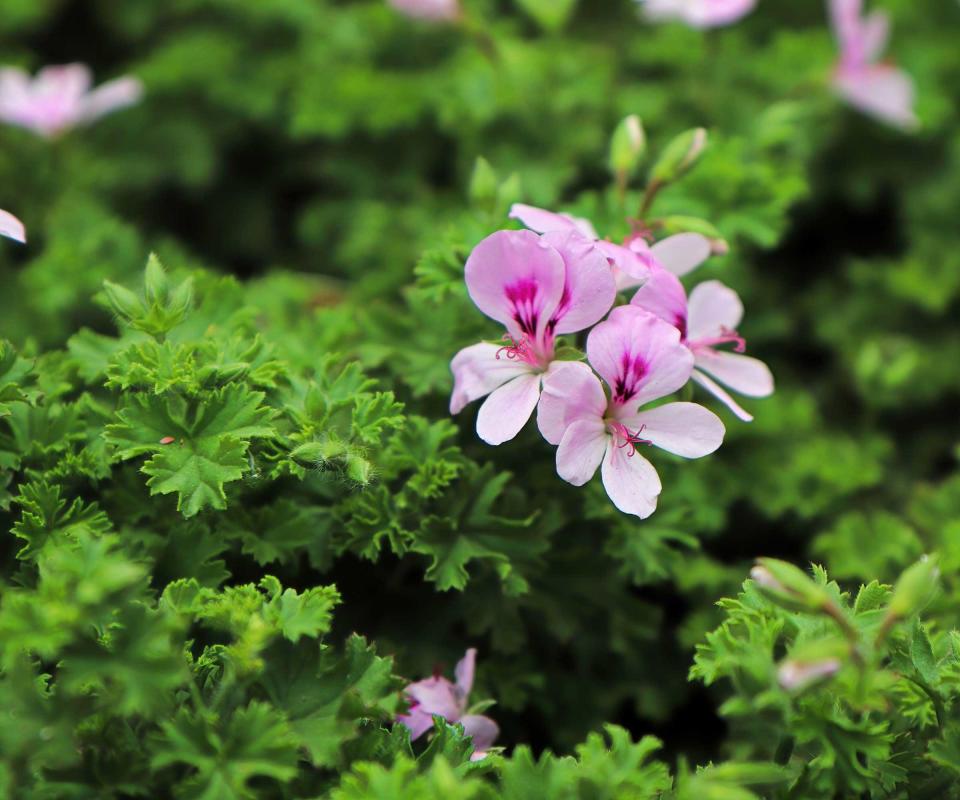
495 333 535 363
695 326 746 353
609 422 652 457
624 221 655 244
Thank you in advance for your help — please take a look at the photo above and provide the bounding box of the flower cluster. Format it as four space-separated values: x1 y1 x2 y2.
450 205 773 518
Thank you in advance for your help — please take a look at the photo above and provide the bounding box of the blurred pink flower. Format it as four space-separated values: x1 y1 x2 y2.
398 649 498 761
640 0 756 29
632 278 774 421
451 229 616 445
510 203 711 291
388 0 460 21
539 306 724 518
0 209 25 243
829 0 917 129
0 63 143 138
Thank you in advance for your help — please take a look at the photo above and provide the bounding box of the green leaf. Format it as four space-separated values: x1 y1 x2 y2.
105 385 275 516
11 480 112 561
152 701 299 799
142 435 249 516
910 619 940 686
0 339 34 417
262 635 401 768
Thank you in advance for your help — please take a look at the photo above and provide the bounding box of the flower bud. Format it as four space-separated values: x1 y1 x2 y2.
650 127 708 184
609 115 646 180
469 157 499 207
750 559 831 613
346 453 374 485
778 658 841 692
167 277 194 319
143 253 169 305
887 555 940 621
102 280 144 321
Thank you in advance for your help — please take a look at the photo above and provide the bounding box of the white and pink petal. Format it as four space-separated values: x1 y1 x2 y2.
460 714 499 753
587 306 693 410
621 402 725 458
542 231 617 335
692 369 756 422
476 372 542 445
453 648 476 703
538 362 607 445
0 209 26 243
450 341 537 415
555 418 608 486
600 442 662 519
834 65 918 131
629 266 688 335
509 203 598 239
405 676 461 722
694 349 774 398
685 280 744 342
465 230 567 343
651 232 711 278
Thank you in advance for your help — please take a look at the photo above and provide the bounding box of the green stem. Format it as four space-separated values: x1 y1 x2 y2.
638 178 663 218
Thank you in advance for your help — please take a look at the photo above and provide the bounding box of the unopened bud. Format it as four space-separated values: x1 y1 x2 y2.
750 559 831 613
778 658 841 691
346 453 373 485
167 277 194 318
610 115 646 179
651 127 708 184
750 565 782 592
102 280 144 321
290 441 339 465
469 157 499 207
887 555 940 621
144 253 169 305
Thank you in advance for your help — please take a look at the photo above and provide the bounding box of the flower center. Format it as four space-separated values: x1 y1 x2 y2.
612 352 648 404
691 326 746 353
495 334 543 366
607 421 652 457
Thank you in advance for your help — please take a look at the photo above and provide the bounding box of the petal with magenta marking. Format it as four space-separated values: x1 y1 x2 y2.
465 230 566 343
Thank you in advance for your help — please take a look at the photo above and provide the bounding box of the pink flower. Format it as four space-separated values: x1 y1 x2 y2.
397 649 499 761
539 306 724 518
632 278 774 422
509 203 711 291
388 0 461 21
0 63 143 138
0 209 25 243
451 229 617 445
640 0 756 29
829 0 917 130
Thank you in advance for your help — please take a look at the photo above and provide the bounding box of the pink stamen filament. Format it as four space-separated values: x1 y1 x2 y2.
609 422 652 457
495 333 538 364
623 225 655 245
693 326 746 353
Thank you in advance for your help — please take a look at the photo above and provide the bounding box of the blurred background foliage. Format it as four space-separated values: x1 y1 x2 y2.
2 0 960 797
